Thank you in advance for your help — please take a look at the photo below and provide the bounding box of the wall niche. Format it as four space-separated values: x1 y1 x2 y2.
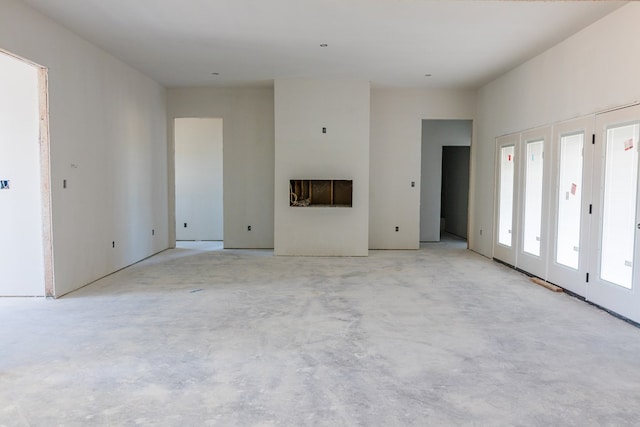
289 180 352 207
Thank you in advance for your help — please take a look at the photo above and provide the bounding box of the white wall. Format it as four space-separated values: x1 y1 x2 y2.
1 0 168 296
274 79 370 256
369 89 476 249
420 120 472 241
175 118 223 241
472 3 640 258
167 87 275 249
0 53 44 296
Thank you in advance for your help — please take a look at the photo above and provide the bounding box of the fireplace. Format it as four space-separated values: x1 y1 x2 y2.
289 180 352 207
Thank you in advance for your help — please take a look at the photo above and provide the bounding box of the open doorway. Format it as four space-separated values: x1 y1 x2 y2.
441 146 470 240
174 118 224 249
420 119 472 243
0 50 52 296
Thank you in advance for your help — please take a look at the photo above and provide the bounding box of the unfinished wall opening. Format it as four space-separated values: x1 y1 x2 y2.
420 119 472 242
0 49 52 296
289 180 353 207
174 118 224 246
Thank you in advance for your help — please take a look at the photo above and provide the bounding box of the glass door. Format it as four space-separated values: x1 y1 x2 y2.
516 127 551 279
547 117 594 295
493 133 520 266
588 105 640 323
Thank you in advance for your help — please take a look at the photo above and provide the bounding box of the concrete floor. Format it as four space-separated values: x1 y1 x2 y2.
2 238 640 426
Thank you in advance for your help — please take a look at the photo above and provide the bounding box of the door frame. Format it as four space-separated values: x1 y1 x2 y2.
171 116 224 244
0 49 53 297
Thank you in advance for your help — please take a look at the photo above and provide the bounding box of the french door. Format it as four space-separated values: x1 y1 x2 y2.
547 116 594 296
587 105 640 322
493 133 520 266
493 104 640 323
516 127 550 279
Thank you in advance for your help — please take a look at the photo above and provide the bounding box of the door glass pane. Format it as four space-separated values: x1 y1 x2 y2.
600 123 640 289
498 145 515 246
556 133 584 269
523 140 544 256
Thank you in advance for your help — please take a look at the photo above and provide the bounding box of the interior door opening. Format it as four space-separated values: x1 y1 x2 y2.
440 145 470 240
420 119 472 242
0 49 52 296
174 118 224 249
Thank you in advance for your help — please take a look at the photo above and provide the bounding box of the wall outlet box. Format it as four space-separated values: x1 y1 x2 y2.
0 180 10 189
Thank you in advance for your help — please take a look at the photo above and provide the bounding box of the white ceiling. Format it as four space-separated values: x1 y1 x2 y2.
21 0 625 89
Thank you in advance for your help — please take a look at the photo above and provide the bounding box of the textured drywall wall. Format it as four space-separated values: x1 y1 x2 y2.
274 79 370 256
1 0 168 296
369 89 475 249
167 87 275 249
472 3 640 257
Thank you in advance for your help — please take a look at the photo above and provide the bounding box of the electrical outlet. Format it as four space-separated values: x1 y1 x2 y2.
184 223 187 228
247 225 252 231
411 181 415 187
395 226 399 232
112 241 115 248
322 127 327 134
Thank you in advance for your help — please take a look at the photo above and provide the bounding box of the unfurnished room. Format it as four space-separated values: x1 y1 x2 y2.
2 0 640 425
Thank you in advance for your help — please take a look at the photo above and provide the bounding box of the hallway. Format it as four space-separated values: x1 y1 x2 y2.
2 241 640 425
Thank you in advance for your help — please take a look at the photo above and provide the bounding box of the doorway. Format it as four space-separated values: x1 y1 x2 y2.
0 50 52 296
174 118 224 245
420 119 472 242
441 146 470 240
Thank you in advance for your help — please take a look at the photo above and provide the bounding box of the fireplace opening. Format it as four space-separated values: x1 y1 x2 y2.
289 180 352 207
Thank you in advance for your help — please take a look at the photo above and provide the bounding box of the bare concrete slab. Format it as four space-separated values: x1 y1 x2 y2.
2 238 640 425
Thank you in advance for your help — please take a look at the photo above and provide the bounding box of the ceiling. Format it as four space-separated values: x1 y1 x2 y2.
21 0 625 89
